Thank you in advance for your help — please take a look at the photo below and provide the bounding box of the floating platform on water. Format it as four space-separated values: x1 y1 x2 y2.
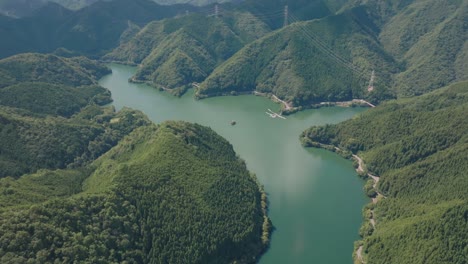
266 109 286 119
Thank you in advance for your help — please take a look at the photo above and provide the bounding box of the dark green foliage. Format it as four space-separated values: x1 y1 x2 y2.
0 106 149 178
199 7 398 106
301 81 468 263
0 83 111 117
0 0 200 58
0 122 269 263
0 52 114 117
106 12 270 94
0 52 149 177
0 51 268 263
0 53 110 88
237 0 347 29
368 0 468 96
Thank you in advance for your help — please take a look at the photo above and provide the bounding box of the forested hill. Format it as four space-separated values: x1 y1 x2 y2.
0 53 113 117
0 53 110 88
197 7 398 106
0 121 270 263
0 53 149 177
194 0 466 108
0 0 200 58
104 12 270 95
301 81 468 264
0 52 270 262
1 0 466 107
0 0 231 17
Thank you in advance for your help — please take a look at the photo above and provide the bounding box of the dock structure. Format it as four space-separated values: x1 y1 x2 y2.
266 109 286 119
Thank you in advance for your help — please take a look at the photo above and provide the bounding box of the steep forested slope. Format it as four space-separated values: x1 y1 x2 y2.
385 0 467 96
301 81 468 264
0 53 113 116
198 7 398 107
0 51 269 262
0 53 110 88
105 12 270 95
0 0 199 58
0 122 270 263
237 0 349 29
0 105 148 178
0 53 152 177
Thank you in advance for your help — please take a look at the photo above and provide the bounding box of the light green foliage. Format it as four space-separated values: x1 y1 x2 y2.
0 53 148 177
0 82 111 117
301 81 468 264
0 51 268 263
199 7 398 106
106 12 270 94
0 53 110 88
383 0 467 96
0 168 89 210
0 122 269 263
0 106 149 178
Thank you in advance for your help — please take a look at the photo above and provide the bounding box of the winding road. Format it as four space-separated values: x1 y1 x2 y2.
352 154 384 264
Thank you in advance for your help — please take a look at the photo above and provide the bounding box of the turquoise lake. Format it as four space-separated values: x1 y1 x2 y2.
99 64 368 263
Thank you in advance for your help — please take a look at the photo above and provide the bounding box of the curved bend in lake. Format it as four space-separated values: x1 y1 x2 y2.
99 64 368 264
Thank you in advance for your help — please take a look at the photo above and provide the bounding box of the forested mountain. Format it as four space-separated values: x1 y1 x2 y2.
236 0 350 29
0 53 148 177
0 0 199 58
0 0 466 263
2 0 464 107
0 0 48 17
0 122 269 263
0 53 110 88
301 81 468 263
189 0 466 108
0 0 229 17
0 53 269 262
197 7 397 106
379 0 467 96
105 12 270 95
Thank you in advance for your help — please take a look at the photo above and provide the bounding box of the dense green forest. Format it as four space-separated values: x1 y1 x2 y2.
0 53 111 88
358 0 468 96
0 53 149 177
2 0 464 108
301 81 468 264
0 122 270 263
0 0 227 17
105 12 270 95
194 0 466 109
197 6 398 106
0 0 466 263
0 52 269 262
0 0 200 58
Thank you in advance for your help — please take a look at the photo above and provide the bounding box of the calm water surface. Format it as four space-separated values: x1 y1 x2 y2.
99 64 368 264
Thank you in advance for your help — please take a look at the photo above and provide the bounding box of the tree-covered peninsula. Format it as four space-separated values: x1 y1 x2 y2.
0 53 270 263
301 81 468 264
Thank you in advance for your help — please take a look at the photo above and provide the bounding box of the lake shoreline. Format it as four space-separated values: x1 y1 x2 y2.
103 62 376 115
100 63 368 264
299 139 383 264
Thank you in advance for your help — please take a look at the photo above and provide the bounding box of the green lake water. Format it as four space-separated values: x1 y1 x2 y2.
99 64 368 264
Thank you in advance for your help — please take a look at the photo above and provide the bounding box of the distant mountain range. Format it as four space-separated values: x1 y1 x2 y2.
1 0 465 107
0 0 201 58
0 0 233 17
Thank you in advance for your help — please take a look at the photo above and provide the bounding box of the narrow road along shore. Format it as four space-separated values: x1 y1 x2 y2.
351 154 385 264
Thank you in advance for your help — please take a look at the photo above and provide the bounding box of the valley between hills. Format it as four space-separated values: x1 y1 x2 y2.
0 0 466 263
